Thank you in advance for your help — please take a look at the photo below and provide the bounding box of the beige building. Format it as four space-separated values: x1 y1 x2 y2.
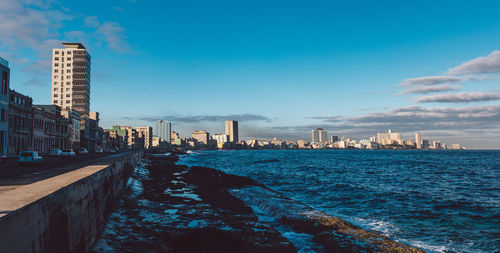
377 130 403 145
61 108 81 150
192 130 209 145
415 132 422 149
136 126 153 149
225 120 238 143
51 42 91 118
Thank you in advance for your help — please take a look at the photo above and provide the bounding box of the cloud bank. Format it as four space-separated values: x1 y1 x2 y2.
414 92 500 103
448 50 500 75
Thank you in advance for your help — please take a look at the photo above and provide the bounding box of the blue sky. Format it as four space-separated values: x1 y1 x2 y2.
1 0 500 148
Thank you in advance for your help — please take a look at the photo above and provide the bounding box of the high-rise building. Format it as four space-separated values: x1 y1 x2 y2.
0 56 9 155
330 135 339 143
155 120 171 143
415 132 422 149
225 120 238 143
135 126 153 149
51 42 91 118
312 128 327 143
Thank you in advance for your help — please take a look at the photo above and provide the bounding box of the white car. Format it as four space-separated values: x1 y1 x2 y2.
18 151 43 165
48 149 62 157
78 148 89 155
61 149 76 158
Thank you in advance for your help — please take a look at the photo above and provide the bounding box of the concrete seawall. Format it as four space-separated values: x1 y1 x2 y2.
0 151 143 253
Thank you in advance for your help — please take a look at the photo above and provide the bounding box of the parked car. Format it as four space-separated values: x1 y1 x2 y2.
61 149 76 158
18 151 43 165
78 148 89 155
0 154 7 163
48 149 62 157
105 148 117 153
95 148 103 153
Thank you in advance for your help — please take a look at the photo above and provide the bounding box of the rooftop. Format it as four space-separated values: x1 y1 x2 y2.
62 42 86 49
0 56 8 68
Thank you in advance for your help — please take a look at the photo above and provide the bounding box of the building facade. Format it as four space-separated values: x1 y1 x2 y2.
155 120 171 143
135 126 153 149
377 130 403 145
0 57 9 155
61 108 81 151
192 130 209 145
8 90 33 155
32 106 59 153
225 120 238 143
51 42 91 117
311 128 327 143
415 132 422 149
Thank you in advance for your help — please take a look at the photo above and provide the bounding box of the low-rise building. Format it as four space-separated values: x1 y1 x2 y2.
0 57 10 155
32 105 59 153
192 130 209 145
61 108 81 151
135 126 153 149
8 90 33 154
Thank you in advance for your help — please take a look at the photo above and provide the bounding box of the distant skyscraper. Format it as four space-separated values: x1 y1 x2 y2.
225 120 239 143
422 139 429 149
51 42 91 118
330 135 339 143
415 132 422 149
312 128 327 143
155 120 171 143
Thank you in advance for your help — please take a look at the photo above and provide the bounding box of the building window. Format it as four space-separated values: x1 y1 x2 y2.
2 71 7 95
66 94 70 97
54 75 58 79
55 51 59 54
54 69 58 73
67 63 71 66
67 57 71 60
54 100 58 103
67 51 71 55
66 82 70 85
66 88 70 91
54 88 58 91
55 63 59 67
55 57 59 60
67 69 71 73
54 94 58 97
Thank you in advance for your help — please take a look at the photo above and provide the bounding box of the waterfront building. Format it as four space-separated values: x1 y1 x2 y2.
451 143 461 150
422 139 429 149
330 135 339 143
135 126 153 149
155 120 171 143
415 132 422 149
213 133 229 149
377 130 403 145
297 139 309 149
8 90 33 155
0 57 9 155
32 106 59 153
51 43 91 117
61 108 81 151
432 140 441 149
225 120 239 143
119 126 138 149
192 130 209 145
311 128 327 143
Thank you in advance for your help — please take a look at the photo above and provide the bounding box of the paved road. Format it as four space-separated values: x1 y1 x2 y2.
0 152 131 192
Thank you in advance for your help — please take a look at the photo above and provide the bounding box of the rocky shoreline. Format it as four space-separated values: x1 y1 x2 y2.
93 154 424 253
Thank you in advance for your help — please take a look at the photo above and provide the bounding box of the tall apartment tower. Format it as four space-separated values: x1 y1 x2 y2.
225 120 239 143
415 132 422 149
312 128 327 143
155 120 171 143
51 42 91 119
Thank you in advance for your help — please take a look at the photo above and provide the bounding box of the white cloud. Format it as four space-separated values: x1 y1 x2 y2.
96 21 131 53
401 84 462 94
414 92 500 103
448 50 500 75
398 76 462 87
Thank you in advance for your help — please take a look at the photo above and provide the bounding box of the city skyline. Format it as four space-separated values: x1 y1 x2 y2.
1 1 500 149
